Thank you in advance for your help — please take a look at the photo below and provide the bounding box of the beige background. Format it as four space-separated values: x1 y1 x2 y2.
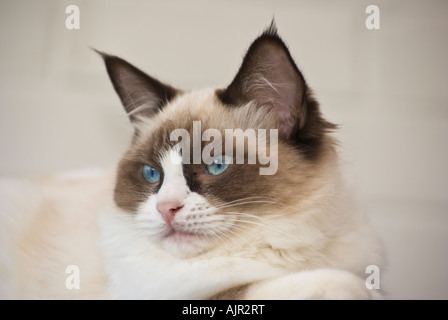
1 0 447 299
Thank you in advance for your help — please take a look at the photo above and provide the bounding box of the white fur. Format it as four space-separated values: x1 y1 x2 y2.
134 149 235 257
99 208 285 299
245 269 383 300
0 89 383 299
157 149 190 205
0 179 43 298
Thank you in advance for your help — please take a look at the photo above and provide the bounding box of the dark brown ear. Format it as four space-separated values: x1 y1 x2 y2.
96 50 178 123
217 23 335 156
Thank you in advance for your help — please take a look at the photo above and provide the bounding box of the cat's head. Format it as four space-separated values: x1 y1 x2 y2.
100 24 336 258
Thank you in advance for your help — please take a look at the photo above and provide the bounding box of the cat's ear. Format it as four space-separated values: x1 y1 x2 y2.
217 23 335 152
96 50 178 123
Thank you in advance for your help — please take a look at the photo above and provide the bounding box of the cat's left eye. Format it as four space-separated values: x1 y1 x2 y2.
205 156 231 176
143 164 160 183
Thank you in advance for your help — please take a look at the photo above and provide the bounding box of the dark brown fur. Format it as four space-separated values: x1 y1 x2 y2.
217 24 336 159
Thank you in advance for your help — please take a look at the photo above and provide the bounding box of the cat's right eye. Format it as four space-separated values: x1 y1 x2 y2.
205 156 231 176
143 164 160 183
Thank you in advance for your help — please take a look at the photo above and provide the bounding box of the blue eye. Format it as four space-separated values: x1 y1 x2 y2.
205 157 231 176
143 165 160 183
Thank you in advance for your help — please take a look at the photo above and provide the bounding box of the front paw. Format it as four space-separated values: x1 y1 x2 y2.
245 269 382 300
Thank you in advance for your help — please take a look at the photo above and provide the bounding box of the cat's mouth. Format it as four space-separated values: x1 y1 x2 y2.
160 227 212 257
163 228 204 244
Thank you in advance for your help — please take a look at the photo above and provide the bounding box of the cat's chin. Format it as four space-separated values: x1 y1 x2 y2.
160 230 211 258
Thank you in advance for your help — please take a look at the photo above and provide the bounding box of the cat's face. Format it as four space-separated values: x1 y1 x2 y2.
100 25 335 257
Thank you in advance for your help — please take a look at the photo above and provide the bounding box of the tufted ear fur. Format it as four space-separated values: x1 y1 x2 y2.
96 50 179 124
217 23 335 156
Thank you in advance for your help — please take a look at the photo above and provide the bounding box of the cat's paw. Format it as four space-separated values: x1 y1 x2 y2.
245 269 382 300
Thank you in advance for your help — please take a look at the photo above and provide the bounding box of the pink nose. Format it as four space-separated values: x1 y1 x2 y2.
157 200 183 225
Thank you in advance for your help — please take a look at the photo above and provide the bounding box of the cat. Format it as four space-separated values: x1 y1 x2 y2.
0 23 383 299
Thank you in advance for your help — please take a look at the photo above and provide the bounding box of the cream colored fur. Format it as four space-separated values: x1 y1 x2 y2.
0 90 383 299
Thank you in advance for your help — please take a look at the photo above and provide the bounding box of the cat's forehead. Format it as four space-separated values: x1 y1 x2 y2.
133 89 278 149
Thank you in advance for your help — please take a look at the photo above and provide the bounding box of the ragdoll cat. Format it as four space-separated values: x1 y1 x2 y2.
0 24 383 299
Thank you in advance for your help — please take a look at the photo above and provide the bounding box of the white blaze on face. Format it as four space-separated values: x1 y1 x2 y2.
157 149 190 208
134 148 228 257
